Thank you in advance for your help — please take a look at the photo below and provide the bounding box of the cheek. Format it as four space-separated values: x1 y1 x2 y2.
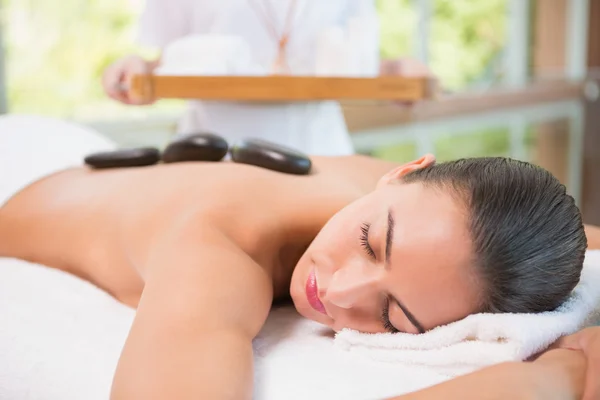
317 197 374 245
392 262 482 329
305 196 377 274
312 213 357 256
300 217 358 284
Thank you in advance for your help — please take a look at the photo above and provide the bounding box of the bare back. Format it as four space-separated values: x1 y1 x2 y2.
0 155 398 306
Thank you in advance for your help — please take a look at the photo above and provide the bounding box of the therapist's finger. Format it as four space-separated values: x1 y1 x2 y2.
556 327 598 350
380 58 435 107
554 327 600 400
380 58 432 77
581 329 600 400
584 351 600 400
102 63 130 104
122 58 155 105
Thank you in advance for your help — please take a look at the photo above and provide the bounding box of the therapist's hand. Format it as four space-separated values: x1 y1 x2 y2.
379 57 437 106
102 55 157 105
553 327 600 400
380 58 432 78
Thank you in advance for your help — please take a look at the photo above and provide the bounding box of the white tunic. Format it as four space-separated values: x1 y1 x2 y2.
138 0 377 155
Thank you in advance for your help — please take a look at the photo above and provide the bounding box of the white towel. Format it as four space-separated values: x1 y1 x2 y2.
156 34 264 76
334 250 600 378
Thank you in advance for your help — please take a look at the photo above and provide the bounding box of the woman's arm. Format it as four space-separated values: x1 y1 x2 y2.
110 222 273 400
585 224 600 249
389 349 585 400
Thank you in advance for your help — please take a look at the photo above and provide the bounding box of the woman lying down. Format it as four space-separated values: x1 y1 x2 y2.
0 116 599 400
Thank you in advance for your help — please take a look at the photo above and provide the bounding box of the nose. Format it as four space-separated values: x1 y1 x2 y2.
324 260 383 309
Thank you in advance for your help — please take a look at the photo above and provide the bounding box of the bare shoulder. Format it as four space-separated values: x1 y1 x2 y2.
111 218 272 399
143 218 274 331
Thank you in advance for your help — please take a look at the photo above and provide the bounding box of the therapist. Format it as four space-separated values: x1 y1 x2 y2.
103 0 388 156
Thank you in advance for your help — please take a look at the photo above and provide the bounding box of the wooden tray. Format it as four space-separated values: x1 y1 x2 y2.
129 74 434 102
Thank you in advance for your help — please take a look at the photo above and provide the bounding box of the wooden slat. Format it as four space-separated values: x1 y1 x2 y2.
582 0 600 225
343 79 583 132
588 0 600 68
129 75 434 102
582 80 600 224
532 0 567 79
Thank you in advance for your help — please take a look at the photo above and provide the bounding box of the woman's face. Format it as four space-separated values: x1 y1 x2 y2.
290 156 483 334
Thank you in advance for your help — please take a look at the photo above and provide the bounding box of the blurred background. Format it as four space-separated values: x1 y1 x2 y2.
1 0 599 224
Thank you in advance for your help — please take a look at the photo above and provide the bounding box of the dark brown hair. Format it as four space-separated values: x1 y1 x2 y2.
402 157 587 313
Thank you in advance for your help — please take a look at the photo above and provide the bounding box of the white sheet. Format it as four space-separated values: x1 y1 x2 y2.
1 254 598 400
0 258 448 400
0 114 116 207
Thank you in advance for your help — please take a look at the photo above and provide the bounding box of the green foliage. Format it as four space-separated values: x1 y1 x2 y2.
367 127 511 164
434 127 510 161
377 0 414 59
377 0 507 90
371 141 417 163
429 0 507 90
5 0 144 118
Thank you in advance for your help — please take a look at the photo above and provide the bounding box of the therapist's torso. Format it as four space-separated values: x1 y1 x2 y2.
139 0 370 155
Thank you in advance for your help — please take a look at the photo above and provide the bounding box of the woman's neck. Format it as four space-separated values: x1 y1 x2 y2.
270 177 364 299
269 205 326 299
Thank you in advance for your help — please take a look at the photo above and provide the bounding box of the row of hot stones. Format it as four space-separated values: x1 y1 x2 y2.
84 133 313 175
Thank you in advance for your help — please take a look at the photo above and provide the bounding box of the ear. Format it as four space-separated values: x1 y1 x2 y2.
377 154 436 189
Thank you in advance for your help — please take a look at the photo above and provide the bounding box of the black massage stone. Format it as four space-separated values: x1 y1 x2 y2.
84 147 160 169
162 133 229 163
229 138 312 175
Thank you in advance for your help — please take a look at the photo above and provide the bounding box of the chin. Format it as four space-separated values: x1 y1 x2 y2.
293 301 332 328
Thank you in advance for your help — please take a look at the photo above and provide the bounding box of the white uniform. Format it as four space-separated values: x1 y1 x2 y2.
138 0 377 156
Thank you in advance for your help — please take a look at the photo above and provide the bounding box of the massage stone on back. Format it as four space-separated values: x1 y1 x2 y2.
83 133 312 175
84 147 161 169
229 138 312 175
162 133 229 163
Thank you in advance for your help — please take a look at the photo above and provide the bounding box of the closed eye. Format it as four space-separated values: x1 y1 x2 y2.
381 297 400 333
360 222 376 259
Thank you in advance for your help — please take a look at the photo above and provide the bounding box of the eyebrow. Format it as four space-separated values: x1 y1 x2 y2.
395 298 426 334
385 209 395 268
385 209 426 334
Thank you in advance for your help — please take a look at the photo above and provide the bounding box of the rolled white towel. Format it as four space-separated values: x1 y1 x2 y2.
155 34 265 76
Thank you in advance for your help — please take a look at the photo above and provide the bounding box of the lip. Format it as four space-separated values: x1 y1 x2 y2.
305 268 327 315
